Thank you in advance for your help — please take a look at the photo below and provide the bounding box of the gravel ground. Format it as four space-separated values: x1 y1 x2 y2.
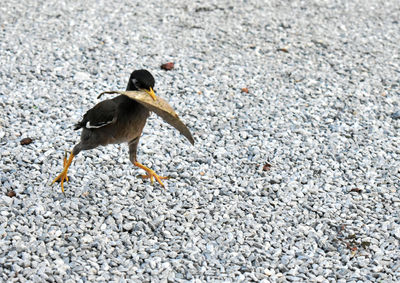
1 0 399 281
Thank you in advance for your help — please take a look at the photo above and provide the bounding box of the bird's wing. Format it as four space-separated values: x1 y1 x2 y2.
98 91 195 145
78 99 118 129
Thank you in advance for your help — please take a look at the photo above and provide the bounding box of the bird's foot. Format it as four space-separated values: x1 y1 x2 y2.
52 168 69 194
52 152 75 194
134 161 169 187
139 174 170 185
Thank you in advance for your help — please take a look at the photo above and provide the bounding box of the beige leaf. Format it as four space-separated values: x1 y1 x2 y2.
98 90 194 145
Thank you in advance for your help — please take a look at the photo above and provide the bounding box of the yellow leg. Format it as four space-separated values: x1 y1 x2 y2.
134 161 169 187
63 151 69 182
52 152 75 194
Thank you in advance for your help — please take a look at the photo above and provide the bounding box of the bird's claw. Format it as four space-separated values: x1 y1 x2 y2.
139 174 170 186
52 170 68 194
52 152 75 194
134 161 168 187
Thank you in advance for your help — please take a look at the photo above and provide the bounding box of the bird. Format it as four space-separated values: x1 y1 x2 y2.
52 69 194 193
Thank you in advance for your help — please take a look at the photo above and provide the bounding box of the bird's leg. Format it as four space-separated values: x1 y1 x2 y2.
63 151 69 182
52 152 75 194
134 161 169 187
129 138 167 187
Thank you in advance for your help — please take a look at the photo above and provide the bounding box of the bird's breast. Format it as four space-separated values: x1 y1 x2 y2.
111 104 150 143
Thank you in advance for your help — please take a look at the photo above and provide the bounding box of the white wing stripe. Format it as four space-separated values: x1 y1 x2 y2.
85 121 113 129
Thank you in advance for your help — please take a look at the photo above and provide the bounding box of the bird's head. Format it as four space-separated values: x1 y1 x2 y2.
127 69 156 100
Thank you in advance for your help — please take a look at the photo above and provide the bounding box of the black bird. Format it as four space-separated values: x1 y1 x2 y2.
52 69 190 193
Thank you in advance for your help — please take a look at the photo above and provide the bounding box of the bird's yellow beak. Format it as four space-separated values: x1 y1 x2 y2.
144 87 157 101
